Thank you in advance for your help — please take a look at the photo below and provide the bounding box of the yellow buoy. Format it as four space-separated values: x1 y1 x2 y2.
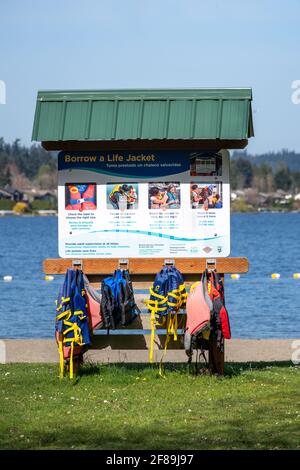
44 275 54 281
271 273 280 279
231 274 240 280
293 273 300 279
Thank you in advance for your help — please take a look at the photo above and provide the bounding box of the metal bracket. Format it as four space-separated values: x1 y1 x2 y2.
72 259 83 270
119 258 129 270
164 259 175 266
206 258 216 272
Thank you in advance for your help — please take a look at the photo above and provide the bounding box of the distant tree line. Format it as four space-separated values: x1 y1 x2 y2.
231 150 300 193
0 138 57 189
1 138 300 193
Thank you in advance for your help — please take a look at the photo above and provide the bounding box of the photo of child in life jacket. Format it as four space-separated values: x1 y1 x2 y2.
148 183 180 210
65 183 97 211
190 183 223 210
107 183 138 211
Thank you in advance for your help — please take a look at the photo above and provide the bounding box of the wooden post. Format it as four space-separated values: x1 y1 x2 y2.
209 334 225 375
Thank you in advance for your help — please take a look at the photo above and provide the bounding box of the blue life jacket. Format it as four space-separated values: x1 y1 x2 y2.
55 269 91 379
147 267 170 316
146 266 186 316
146 266 187 365
101 269 139 329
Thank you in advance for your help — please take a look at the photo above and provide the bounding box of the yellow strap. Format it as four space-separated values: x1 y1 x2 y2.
56 309 71 321
74 310 87 321
159 332 170 378
147 305 168 313
149 288 166 300
63 322 84 346
158 311 178 378
73 310 85 316
63 334 83 346
167 313 178 340
168 301 179 307
56 296 71 311
69 342 74 379
149 303 157 364
173 313 178 341
146 297 167 307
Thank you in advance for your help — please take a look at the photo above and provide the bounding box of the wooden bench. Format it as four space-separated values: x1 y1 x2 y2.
44 257 249 375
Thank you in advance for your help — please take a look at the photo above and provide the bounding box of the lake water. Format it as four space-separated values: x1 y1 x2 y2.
0 214 299 339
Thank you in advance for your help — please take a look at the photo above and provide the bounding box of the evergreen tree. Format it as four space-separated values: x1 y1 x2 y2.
274 165 292 191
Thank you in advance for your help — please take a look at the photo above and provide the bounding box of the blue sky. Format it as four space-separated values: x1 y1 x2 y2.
0 0 299 153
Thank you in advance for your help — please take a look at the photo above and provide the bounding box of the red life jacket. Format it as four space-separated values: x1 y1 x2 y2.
66 184 96 211
209 272 231 340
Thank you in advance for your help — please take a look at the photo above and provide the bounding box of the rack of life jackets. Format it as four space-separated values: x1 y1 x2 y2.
53 257 240 379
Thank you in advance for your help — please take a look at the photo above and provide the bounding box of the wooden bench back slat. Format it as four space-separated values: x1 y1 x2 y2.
44 257 249 275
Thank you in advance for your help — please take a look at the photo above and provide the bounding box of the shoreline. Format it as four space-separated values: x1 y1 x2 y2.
0 338 297 363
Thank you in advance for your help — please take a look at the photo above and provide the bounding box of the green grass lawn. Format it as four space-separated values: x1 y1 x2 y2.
0 362 299 450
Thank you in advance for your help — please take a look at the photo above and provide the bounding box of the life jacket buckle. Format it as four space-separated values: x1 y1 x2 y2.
77 198 85 203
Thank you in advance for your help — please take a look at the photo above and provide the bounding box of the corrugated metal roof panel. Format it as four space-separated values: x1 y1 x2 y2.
167 100 193 138
115 101 141 139
63 101 89 140
35 101 64 141
194 99 219 138
89 100 115 139
32 88 254 142
141 100 167 139
220 100 250 139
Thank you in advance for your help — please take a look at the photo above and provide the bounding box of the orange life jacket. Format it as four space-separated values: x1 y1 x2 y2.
66 184 96 211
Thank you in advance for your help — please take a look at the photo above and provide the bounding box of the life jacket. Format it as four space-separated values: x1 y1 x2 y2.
145 266 187 368
109 184 122 204
184 271 212 360
184 270 231 362
186 271 212 336
55 269 91 379
209 271 231 347
83 274 103 330
66 184 96 211
100 269 139 329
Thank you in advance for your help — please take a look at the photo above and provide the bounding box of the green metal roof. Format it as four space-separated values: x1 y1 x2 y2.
32 88 254 142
